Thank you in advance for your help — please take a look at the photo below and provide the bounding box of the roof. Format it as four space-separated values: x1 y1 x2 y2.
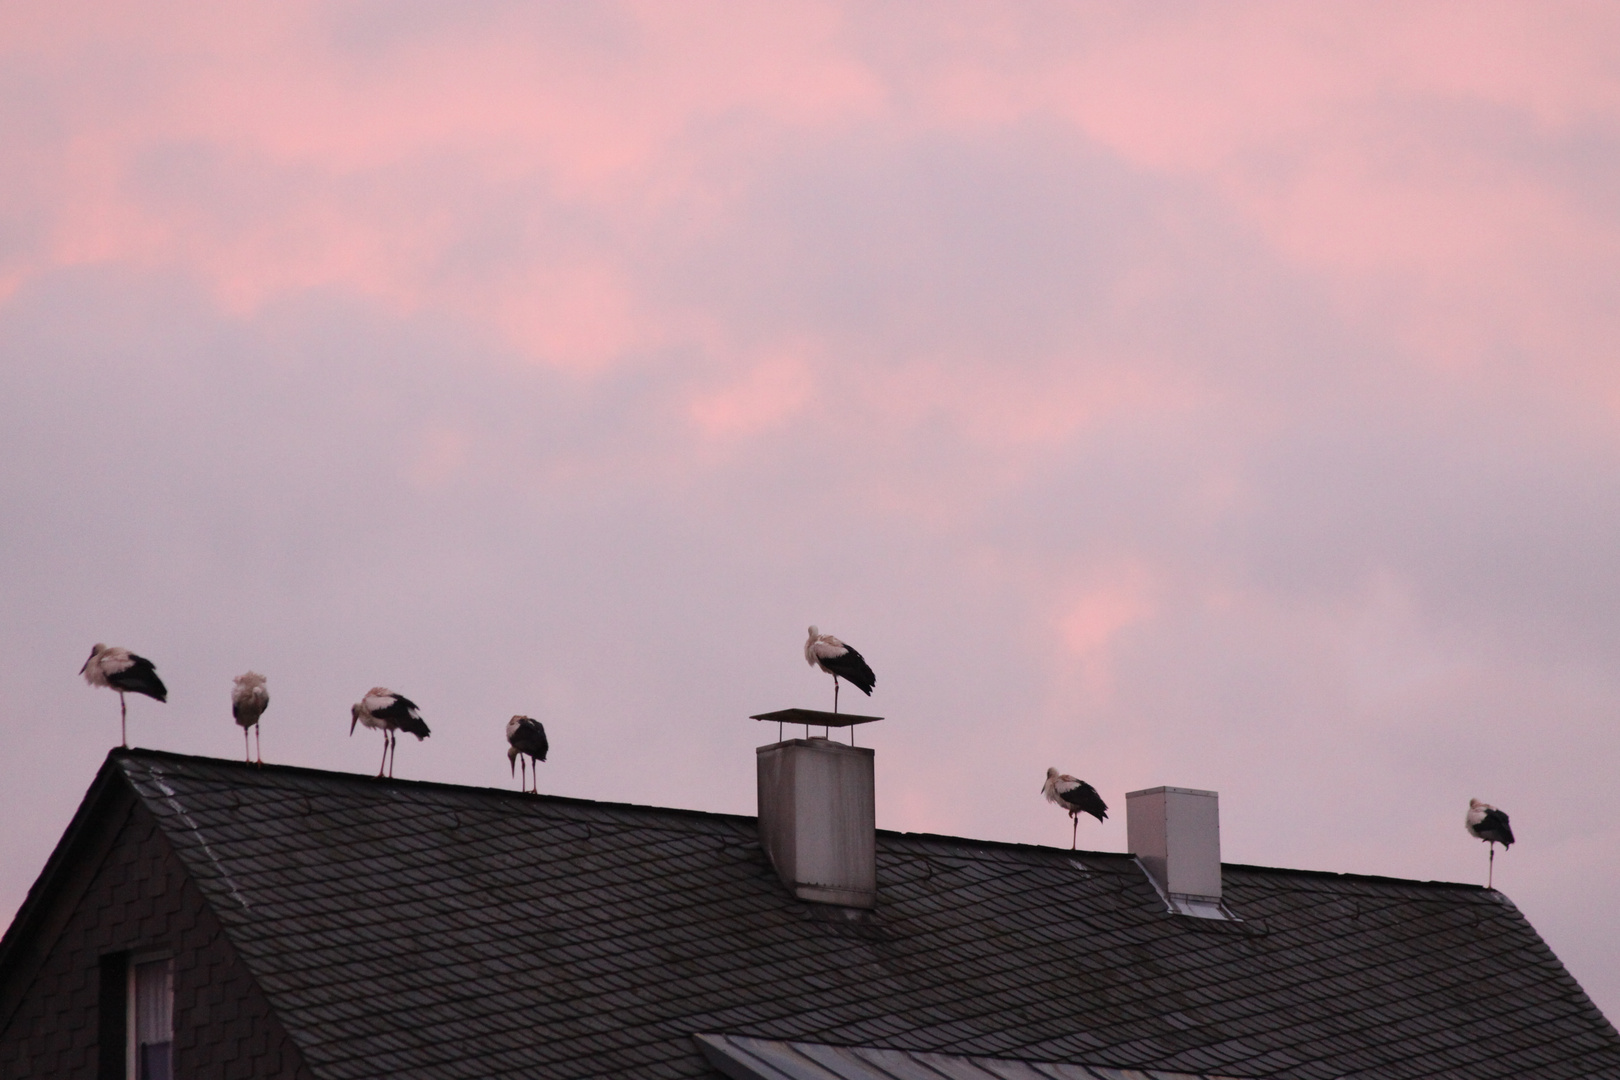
20 750 1620 1079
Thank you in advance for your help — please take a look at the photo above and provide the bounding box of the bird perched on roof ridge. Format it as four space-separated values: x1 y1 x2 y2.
1466 798 1514 888
1044 767 1109 850
81 644 167 747
349 688 430 778
231 672 269 765
804 625 876 714
506 715 549 794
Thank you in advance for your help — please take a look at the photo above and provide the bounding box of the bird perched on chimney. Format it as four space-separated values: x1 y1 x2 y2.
231 672 269 764
804 625 876 713
81 644 167 747
506 715 549 793
1044 768 1109 849
350 688 430 778
1466 798 1514 888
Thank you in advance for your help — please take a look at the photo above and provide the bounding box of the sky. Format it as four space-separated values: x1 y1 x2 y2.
4 0 1620 1022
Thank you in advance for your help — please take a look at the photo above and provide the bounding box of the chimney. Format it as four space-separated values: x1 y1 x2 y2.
1126 786 1231 919
752 709 880 908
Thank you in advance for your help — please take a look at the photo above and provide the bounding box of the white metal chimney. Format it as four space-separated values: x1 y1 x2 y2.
753 709 880 908
1126 786 1231 919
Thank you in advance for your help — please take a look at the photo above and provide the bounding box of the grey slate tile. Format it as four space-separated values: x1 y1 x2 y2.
95 751 1620 1080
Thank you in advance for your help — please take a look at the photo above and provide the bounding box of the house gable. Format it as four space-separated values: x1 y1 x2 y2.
0 762 314 1080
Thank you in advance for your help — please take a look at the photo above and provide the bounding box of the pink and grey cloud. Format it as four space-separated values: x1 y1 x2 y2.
4 1 1620 1017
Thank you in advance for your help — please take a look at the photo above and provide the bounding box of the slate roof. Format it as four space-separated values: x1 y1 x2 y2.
48 751 1620 1078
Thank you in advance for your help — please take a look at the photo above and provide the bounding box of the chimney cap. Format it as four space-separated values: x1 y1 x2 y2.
751 708 882 729
1126 785 1218 799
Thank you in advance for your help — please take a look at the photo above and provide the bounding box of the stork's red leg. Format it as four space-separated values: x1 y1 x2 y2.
244 726 251 763
120 692 127 748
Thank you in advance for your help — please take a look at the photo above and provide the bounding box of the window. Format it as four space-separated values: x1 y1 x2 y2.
127 957 173 1080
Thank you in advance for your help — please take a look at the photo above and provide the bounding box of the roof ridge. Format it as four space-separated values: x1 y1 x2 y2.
108 747 1490 891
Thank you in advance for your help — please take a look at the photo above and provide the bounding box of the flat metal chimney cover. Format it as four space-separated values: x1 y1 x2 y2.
750 708 883 728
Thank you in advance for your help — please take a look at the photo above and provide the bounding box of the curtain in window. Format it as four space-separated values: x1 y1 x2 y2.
133 958 173 1080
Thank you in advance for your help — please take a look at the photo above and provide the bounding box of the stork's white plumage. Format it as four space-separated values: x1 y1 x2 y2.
1043 767 1109 850
804 625 876 713
1466 798 1515 888
349 687 430 778
506 715 549 793
81 643 167 747
231 672 269 764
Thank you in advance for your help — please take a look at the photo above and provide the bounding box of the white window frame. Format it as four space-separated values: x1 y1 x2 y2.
125 951 174 1080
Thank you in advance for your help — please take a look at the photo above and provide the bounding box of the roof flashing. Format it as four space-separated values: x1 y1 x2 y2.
696 1033 1247 1080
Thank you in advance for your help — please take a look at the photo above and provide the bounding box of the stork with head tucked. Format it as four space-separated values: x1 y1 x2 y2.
1466 798 1515 888
804 626 876 713
1043 767 1109 849
506 715 549 793
81 644 167 747
349 688 430 778
231 672 269 764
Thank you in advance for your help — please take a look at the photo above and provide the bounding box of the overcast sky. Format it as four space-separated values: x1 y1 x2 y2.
4 1 1620 1021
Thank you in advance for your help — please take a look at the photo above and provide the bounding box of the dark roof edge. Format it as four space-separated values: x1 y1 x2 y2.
0 749 137 1025
109 746 768 825
107 748 1489 894
1220 860 1492 893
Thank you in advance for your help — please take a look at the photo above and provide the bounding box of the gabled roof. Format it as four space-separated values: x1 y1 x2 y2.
19 750 1620 1079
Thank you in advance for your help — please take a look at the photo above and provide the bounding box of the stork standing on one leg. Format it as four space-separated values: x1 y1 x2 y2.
804 626 876 714
231 672 269 764
349 688 430 778
1466 798 1515 889
505 715 549 793
81 644 167 747
1043 767 1109 849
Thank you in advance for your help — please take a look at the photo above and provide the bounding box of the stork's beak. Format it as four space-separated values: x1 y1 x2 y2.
349 714 358 736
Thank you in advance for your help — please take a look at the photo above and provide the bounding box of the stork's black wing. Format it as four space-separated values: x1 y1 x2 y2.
375 693 432 739
512 717 549 761
107 654 167 702
1477 808 1514 847
1058 781 1109 824
820 644 876 695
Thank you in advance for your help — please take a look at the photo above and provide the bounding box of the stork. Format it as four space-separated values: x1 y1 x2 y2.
349 688 430 778
804 626 875 713
1466 798 1515 888
81 644 167 747
231 672 269 764
1043 767 1109 849
505 715 549 793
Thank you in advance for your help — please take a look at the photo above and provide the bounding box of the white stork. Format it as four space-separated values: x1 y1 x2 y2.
1466 798 1515 888
349 688 430 778
81 644 167 747
1043 767 1109 850
231 672 269 764
506 715 549 793
804 626 876 713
